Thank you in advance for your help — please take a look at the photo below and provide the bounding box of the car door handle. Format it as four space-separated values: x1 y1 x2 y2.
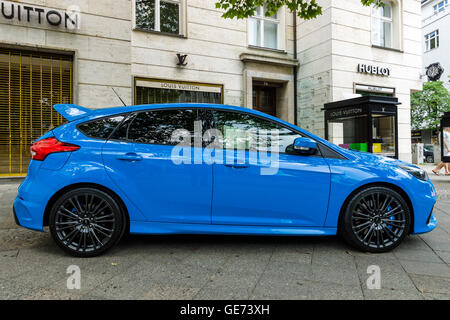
224 164 249 169
117 153 142 162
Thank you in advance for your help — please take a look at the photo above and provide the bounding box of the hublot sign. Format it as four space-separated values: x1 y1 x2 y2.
357 64 391 77
0 1 80 30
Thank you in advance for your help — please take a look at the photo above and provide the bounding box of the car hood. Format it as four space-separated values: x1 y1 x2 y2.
337 148 415 168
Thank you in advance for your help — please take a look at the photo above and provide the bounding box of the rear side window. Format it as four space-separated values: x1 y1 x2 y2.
78 115 126 139
127 109 196 145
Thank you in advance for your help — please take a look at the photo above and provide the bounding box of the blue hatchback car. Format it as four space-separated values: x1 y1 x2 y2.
13 103 437 257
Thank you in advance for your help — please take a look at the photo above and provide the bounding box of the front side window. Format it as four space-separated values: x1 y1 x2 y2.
135 0 180 34
425 30 439 51
248 5 280 49
126 109 196 145
212 111 302 153
371 2 393 48
78 115 126 139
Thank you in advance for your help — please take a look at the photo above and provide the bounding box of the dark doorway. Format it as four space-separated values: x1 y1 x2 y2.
252 83 277 117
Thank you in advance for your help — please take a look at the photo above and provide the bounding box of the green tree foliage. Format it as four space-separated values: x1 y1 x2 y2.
215 0 384 20
411 81 450 130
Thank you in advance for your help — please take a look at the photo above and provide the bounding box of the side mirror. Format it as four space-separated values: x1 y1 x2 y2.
293 137 317 155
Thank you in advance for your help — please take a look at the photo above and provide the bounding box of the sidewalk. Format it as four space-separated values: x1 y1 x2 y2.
419 164 450 182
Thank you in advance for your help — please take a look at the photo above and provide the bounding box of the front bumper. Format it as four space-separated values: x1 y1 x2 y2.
409 179 438 235
412 209 437 235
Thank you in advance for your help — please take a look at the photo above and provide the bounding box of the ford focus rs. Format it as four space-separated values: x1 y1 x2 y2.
13 103 437 257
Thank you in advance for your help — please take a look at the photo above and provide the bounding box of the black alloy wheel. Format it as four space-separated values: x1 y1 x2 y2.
340 186 411 253
49 188 124 257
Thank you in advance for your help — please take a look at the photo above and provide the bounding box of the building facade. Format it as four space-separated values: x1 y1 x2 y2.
0 0 422 176
422 0 450 88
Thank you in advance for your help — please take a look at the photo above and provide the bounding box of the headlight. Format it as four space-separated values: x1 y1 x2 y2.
398 164 428 181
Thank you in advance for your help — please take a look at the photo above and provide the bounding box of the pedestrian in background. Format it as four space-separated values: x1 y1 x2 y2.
432 128 450 176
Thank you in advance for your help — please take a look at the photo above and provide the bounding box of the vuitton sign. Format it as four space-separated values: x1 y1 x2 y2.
0 1 80 30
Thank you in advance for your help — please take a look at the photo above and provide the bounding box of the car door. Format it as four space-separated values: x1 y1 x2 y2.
102 108 213 224
210 110 331 227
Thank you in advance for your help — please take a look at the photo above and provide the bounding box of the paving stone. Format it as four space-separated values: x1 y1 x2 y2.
251 276 309 300
401 261 450 278
0 278 36 299
393 248 443 264
310 264 360 287
435 250 450 264
308 282 364 300
410 274 450 295
363 288 424 300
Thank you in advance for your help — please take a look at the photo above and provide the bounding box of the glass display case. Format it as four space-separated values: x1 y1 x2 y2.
324 96 399 158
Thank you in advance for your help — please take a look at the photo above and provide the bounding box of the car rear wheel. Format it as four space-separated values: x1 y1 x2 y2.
426 155 434 163
49 188 124 257
340 186 411 253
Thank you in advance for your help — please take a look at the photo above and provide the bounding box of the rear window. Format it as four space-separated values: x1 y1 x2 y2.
126 109 196 145
78 115 126 139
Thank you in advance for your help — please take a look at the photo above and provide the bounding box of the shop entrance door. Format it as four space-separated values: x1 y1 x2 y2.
252 83 277 117
0 49 73 176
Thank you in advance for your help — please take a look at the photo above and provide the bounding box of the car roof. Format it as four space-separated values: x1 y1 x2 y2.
90 103 295 130
95 103 268 118
77 103 348 158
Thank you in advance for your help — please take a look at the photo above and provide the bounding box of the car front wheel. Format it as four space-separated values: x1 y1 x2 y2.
49 188 124 257
340 186 411 253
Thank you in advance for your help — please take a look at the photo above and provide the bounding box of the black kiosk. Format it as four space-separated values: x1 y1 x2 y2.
324 96 399 159
441 112 450 163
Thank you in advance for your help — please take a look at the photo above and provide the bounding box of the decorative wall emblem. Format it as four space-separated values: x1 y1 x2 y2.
426 62 444 81
176 53 188 66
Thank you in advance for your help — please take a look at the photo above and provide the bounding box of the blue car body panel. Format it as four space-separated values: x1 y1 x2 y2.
14 103 437 237
211 150 331 227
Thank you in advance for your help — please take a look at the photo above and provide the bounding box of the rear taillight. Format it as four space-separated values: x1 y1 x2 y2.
30 137 80 161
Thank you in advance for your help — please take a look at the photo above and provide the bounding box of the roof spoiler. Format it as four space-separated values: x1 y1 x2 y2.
53 104 93 122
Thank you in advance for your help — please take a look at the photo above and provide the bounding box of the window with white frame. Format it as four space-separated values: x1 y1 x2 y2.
135 0 181 35
248 5 280 50
433 0 448 14
425 30 439 51
371 2 393 48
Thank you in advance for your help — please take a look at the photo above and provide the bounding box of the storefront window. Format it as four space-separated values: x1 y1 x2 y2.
0 49 72 176
135 0 180 35
328 116 370 152
372 115 396 157
135 79 223 105
325 96 399 158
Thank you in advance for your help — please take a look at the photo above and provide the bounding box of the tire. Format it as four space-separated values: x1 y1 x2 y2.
49 188 124 257
426 156 434 163
340 186 411 253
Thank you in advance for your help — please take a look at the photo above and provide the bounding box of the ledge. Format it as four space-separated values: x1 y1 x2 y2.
240 52 299 67
133 28 187 39
371 45 403 53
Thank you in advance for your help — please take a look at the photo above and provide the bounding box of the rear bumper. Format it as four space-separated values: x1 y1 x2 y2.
13 196 45 232
12 205 20 226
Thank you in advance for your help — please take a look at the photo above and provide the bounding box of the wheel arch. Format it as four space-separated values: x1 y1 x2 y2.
43 182 130 232
337 182 414 234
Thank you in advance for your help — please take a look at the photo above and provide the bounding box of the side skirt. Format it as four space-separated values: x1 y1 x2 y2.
130 221 337 236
